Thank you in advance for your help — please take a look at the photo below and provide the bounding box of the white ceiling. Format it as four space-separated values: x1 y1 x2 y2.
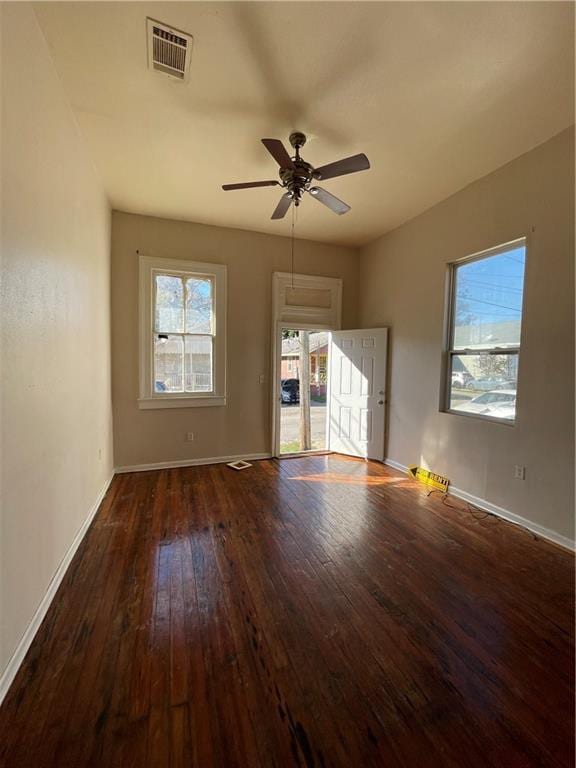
34 2 574 247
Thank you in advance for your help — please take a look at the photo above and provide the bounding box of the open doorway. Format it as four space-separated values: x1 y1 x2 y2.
278 329 329 455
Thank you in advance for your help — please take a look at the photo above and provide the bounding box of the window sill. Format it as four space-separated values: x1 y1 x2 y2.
138 396 226 410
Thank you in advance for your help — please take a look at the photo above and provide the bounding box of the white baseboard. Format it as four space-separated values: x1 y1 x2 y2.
0 472 115 706
383 458 409 474
115 452 273 474
383 458 575 552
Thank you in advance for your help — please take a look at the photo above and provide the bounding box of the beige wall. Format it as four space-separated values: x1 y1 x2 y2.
359 128 575 542
111 212 359 469
0 5 113 674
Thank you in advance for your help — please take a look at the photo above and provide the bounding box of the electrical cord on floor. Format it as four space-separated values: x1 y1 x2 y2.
426 488 495 522
426 487 541 541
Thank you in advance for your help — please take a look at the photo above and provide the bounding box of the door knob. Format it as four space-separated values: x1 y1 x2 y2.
377 400 384 405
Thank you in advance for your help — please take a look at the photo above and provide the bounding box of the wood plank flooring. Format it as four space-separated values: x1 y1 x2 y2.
0 455 573 767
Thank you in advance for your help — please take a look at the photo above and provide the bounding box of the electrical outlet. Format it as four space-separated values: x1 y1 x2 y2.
514 464 525 480
186 432 194 442
259 374 266 384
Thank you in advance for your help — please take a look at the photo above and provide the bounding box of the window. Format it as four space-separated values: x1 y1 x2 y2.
139 256 226 408
444 238 526 423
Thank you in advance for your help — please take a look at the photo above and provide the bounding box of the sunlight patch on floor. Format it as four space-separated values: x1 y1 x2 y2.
287 472 408 486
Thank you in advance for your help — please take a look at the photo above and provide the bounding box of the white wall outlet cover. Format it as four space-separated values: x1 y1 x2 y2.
227 460 252 471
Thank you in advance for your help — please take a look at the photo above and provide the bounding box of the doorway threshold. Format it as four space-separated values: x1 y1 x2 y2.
279 450 332 459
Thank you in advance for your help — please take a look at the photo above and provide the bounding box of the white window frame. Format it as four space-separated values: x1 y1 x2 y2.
442 237 527 424
138 255 227 409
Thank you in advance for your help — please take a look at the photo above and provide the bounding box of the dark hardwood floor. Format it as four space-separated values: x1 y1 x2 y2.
0 456 573 767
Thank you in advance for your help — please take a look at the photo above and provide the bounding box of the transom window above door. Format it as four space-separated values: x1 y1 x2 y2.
139 256 227 409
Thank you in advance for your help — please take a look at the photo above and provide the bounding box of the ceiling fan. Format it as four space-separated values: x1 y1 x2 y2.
222 132 370 219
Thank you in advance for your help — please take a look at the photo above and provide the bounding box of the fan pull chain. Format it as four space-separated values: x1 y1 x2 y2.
291 202 295 288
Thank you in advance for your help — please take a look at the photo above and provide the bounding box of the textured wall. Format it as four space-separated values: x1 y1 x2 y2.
1 4 113 674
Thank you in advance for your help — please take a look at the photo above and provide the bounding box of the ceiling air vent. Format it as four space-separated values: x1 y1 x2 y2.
147 18 193 82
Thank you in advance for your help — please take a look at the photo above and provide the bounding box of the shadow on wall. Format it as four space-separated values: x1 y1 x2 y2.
187 2 379 150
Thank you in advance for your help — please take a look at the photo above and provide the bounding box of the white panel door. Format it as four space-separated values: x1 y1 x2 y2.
328 328 388 460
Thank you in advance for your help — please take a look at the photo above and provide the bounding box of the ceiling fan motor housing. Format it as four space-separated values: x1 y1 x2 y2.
280 161 314 205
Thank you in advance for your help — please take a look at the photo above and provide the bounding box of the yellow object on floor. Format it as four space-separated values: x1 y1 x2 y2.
407 465 450 493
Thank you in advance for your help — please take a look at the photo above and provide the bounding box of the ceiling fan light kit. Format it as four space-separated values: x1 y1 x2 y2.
222 132 370 220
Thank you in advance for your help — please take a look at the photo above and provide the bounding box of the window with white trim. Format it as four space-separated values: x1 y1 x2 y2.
139 256 226 409
444 238 526 423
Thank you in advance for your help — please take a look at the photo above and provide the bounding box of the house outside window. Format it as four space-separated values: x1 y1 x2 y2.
443 238 526 423
280 332 329 398
318 354 328 384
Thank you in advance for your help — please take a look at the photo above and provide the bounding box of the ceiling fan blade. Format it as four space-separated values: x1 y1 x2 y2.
271 193 293 220
313 153 370 181
309 187 350 215
261 138 295 169
222 180 279 191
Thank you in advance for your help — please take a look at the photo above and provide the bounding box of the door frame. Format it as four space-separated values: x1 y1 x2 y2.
272 321 333 458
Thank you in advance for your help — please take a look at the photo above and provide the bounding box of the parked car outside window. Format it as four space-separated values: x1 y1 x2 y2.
453 389 516 419
281 379 300 404
451 370 472 387
465 377 515 391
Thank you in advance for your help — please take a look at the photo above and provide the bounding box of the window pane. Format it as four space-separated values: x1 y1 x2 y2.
155 275 184 333
154 334 184 392
185 335 213 392
449 353 517 420
186 277 213 334
453 245 525 350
